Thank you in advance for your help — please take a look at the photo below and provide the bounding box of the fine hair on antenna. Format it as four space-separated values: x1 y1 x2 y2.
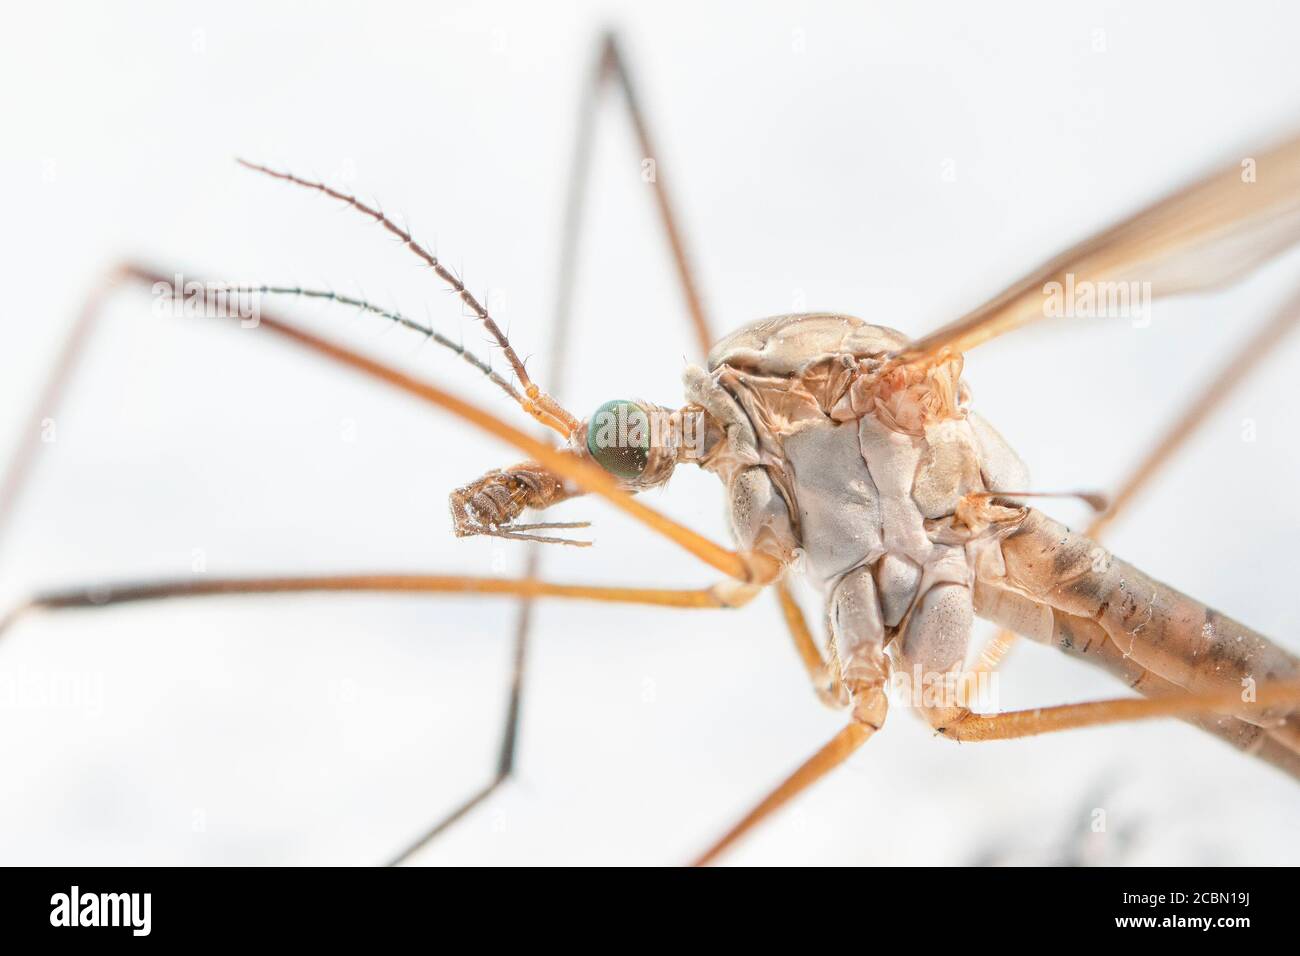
235 159 578 437
227 284 525 409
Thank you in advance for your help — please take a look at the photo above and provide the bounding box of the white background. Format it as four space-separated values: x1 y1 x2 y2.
1 1 1299 865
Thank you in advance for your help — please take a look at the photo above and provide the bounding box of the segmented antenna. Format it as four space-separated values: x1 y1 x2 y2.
236 160 579 438
228 285 524 407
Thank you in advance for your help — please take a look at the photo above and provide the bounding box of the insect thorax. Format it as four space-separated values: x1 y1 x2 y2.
690 313 1029 608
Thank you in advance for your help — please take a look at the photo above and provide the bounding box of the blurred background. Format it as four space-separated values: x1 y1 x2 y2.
1 1 1299 865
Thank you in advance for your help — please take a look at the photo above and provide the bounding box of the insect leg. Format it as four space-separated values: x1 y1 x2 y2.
776 582 846 708
0 570 768 865
691 678 1300 866
0 266 124 545
586 36 839 708
693 677 1300 867
0 573 768 639
382 598 534 867
372 31 835 865
1046 613 1300 779
597 33 711 355
688 569 895 867
935 681 1300 742
388 30 617 862
596 35 870 861
388 30 729 863
690 722 872 866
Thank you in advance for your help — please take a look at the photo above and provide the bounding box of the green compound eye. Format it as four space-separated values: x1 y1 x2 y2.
586 399 651 480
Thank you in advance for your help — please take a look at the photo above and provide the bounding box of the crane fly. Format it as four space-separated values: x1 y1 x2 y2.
3 33 1300 866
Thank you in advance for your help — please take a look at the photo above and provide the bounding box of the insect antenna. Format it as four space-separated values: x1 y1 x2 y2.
236 159 579 438
226 285 526 408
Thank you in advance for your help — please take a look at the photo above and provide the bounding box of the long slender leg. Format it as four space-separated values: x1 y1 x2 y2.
1092 286 1300 537
691 723 872 867
693 581 961 866
776 581 846 708
600 34 711 356
598 35 835 705
596 32 862 870
975 284 1300 674
1045 611 1300 777
592 34 857 862
388 35 708 862
0 573 760 639
382 599 534 867
0 268 125 545
2 567 758 865
693 677 1300 865
937 682 1300 741
0 568 757 867
389 31 836 864
537 34 846 868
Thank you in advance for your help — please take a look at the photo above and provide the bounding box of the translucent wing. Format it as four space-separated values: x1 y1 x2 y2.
895 132 1300 364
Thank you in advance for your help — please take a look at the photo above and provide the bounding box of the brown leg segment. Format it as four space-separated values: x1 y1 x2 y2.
938 681 1300 742
0 267 127 545
0 573 760 641
776 579 847 708
693 673 1300 865
1047 612 1300 779
598 33 712 359
691 722 872 867
387 33 616 863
